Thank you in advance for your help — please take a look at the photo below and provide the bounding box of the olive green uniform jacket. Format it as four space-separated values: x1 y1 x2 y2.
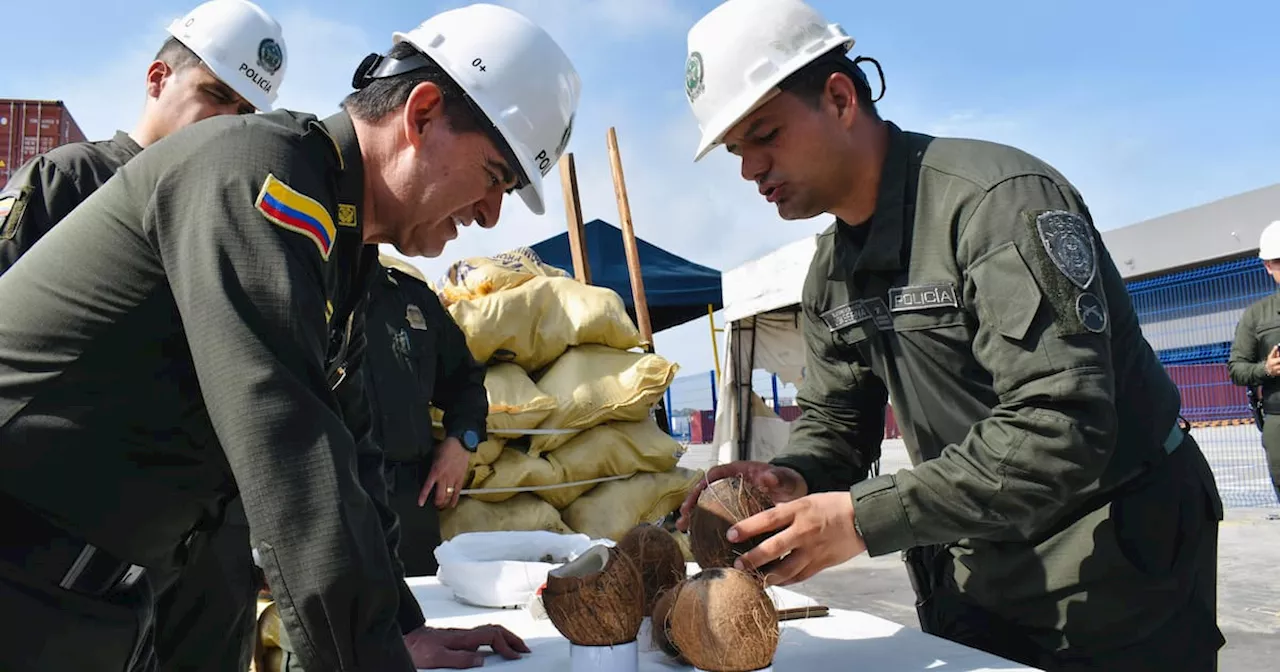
0 130 143 272
771 122 1224 665
0 109 423 671
0 128 259 672
1228 290 1280 498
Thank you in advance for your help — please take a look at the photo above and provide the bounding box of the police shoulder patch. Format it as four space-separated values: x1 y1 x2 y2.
0 187 31 241
1034 209 1096 290
337 203 357 228
255 173 336 261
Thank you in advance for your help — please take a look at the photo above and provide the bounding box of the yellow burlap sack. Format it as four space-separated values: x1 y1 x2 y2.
446 277 643 372
529 345 679 457
440 493 573 540
537 420 683 509
484 363 557 432
467 447 558 504
437 247 570 307
561 467 704 542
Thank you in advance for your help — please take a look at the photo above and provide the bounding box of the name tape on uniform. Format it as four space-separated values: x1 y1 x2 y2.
255 173 337 261
889 282 961 313
820 297 893 332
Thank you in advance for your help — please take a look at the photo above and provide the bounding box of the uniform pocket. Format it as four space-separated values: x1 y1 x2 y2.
969 241 1043 342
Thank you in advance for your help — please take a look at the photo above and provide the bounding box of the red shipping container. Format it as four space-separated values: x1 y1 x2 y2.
0 99 88 187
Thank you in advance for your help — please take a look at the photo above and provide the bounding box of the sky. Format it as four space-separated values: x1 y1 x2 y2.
7 0 1280 387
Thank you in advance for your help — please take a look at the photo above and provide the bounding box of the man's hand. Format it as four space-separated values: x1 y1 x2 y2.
404 625 530 669
1266 345 1280 377
420 437 470 509
728 492 867 586
675 461 808 532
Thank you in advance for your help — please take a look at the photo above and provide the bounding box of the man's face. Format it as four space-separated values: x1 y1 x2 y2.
382 99 516 258
1264 259 1280 284
720 87 858 221
153 63 255 134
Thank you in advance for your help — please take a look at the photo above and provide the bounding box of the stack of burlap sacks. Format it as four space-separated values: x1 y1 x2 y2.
429 249 703 549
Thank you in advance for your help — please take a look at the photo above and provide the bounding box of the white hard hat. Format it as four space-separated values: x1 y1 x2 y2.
1259 221 1280 260
685 0 854 161
166 0 288 112
393 4 581 216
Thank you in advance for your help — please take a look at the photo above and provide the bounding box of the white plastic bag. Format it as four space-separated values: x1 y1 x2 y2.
433 530 615 608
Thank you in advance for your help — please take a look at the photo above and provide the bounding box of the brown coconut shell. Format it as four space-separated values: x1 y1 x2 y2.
688 476 776 569
668 568 780 672
542 544 645 646
650 582 686 661
617 523 687 613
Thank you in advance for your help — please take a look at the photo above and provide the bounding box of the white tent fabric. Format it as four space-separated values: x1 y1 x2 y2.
712 235 818 465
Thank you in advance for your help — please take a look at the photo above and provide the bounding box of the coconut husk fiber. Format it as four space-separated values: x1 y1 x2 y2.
617 523 687 613
649 582 685 661
668 568 779 672
542 544 645 646
688 475 776 569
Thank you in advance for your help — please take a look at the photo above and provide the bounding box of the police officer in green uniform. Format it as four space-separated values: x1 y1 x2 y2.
676 2 1225 670
1228 220 1280 503
0 4 579 670
365 256 488 577
0 3 288 671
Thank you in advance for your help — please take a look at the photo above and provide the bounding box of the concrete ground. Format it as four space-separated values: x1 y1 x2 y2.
677 439 1280 671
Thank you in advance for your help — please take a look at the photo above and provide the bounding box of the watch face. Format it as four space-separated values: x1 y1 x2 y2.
463 430 479 449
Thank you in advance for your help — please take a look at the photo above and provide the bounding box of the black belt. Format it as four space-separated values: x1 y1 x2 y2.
0 493 145 597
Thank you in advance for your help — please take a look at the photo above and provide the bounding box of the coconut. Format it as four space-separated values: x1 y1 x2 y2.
542 544 645 646
649 582 685 661
688 476 776 569
668 568 780 672
617 523 687 613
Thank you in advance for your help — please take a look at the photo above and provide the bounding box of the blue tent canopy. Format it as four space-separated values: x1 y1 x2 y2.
529 219 722 333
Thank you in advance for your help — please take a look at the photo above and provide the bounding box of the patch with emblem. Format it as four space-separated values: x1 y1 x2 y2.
889 282 961 313
863 297 894 330
257 38 283 75
406 304 428 331
0 187 31 240
255 173 336 261
337 203 357 228
1035 210 1096 290
685 51 705 102
1076 292 1108 333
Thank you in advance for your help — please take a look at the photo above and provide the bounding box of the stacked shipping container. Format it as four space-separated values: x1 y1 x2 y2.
0 99 87 187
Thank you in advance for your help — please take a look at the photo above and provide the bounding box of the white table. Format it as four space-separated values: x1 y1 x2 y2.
407 568 1042 672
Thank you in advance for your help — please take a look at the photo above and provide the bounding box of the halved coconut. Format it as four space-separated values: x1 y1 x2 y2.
542 544 645 646
688 476 776 569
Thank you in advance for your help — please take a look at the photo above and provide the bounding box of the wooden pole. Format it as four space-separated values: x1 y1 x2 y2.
606 126 670 436
605 127 654 345
708 303 722 380
558 153 591 284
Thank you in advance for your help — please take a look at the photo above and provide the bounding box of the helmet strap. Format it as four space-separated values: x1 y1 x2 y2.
852 56 887 103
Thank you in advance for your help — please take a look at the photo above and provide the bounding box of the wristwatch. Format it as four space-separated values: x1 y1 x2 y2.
459 429 480 453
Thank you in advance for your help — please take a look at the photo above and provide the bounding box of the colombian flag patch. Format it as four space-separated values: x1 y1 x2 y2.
255 173 336 261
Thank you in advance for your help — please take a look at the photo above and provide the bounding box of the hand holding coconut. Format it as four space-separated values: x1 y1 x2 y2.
730 491 867 586
675 461 808 533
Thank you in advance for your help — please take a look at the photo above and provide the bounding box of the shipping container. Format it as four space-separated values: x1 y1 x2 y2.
0 99 87 187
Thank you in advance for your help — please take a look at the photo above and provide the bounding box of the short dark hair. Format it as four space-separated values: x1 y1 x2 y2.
341 41 483 136
153 36 202 73
779 49 880 120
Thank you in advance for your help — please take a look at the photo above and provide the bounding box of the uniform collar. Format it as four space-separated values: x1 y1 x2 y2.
827 121 921 279
112 131 144 158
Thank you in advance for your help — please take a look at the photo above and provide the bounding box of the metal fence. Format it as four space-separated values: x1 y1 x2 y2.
662 255 1279 508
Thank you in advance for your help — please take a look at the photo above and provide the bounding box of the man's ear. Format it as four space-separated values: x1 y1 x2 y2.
402 81 445 150
144 61 173 101
825 72 859 128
